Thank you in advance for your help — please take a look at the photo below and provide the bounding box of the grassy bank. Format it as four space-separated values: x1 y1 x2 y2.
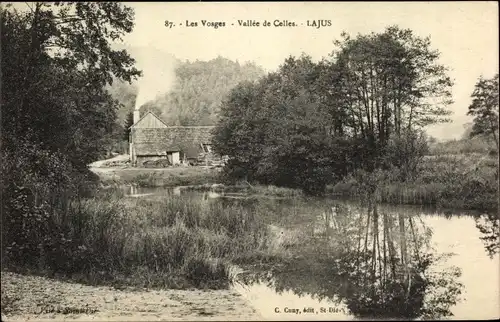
95 167 222 187
3 191 281 290
329 153 498 211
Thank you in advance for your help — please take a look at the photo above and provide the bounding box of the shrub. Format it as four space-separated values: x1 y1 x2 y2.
429 137 495 155
328 153 498 212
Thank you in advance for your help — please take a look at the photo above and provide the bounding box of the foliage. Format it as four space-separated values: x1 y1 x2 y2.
214 26 451 194
467 73 499 151
123 111 134 141
1 2 140 267
428 136 497 155
213 55 345 194
474 213 500 258
383 129 429 181
140 57 265 126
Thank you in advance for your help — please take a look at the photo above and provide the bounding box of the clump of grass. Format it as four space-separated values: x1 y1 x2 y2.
4 192 276 290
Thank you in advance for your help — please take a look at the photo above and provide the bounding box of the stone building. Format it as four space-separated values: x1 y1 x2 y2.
129 110 216 167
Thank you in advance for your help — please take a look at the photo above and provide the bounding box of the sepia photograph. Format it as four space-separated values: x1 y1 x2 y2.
1 1 499 321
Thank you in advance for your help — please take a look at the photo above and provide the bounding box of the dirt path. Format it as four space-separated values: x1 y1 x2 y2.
89 154 130 168
1 272 262 321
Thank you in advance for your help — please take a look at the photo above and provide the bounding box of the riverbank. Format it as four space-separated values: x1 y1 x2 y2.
90 157 303 199
90 150 498 212
1 193 284 320
95 168 497 213
328 153 498 212
1 190 286 289
91 165 221 187
1 271 262 321
3 182 497 320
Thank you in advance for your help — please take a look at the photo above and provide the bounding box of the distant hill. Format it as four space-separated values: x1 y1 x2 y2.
107 46 265 129
141 56 265 125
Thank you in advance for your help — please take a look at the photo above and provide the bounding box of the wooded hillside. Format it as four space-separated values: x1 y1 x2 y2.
109 55 265 128
144 56 265 126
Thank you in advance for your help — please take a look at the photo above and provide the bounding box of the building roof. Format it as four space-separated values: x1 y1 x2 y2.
132 126 216 158
130 111 168 129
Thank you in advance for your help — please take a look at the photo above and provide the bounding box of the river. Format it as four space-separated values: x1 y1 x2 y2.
123 185 499 320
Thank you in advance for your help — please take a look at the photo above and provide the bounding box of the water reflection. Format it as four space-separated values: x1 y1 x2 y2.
474 213 500 258
124 185 222 199
120 185 498 319
238 201 465 320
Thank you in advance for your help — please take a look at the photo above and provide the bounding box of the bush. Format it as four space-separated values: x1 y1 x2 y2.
429 137 496 155
329 153 498 211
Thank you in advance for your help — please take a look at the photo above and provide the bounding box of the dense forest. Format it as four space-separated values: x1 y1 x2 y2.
142 57 265 126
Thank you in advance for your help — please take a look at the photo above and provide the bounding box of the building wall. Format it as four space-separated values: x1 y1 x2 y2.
135 155 171 167
128 111 218 167
169 152 180 165
131 126 215 158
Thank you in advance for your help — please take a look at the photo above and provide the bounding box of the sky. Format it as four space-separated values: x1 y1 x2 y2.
11 1 500 140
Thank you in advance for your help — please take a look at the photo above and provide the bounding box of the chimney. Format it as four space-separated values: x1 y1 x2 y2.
133 108 140 124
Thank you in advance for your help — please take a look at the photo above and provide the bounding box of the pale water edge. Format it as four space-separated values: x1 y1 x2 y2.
124 185 499 320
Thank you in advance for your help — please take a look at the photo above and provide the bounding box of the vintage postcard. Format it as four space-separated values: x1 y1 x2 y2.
1 1 499 321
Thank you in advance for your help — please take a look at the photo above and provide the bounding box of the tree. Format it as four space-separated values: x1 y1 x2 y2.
142 57 265 126
214 55 345 194
1 2 141 167
214 27 452 193
124 111 134 141
1 2 141 267
467 74 499 151
328 26 453 172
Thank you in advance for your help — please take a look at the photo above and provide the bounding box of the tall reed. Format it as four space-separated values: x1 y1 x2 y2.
10 192 274 289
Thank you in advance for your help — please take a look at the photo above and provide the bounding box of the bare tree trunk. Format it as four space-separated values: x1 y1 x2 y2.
364 201 372 255
399 213 407 266
408 217 420 262
375 206 383 286
382 212 388 289
372 209 377 284
387 215 397 279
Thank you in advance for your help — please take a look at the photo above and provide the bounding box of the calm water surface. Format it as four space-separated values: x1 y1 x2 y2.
124 185 499 320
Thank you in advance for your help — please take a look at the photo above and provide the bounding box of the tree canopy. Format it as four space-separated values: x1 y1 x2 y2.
1 2 141 169
1 2 140 266
213 26 452 194
467 74 499 151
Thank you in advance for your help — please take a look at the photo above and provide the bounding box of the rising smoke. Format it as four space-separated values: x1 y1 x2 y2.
132 46 179 110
